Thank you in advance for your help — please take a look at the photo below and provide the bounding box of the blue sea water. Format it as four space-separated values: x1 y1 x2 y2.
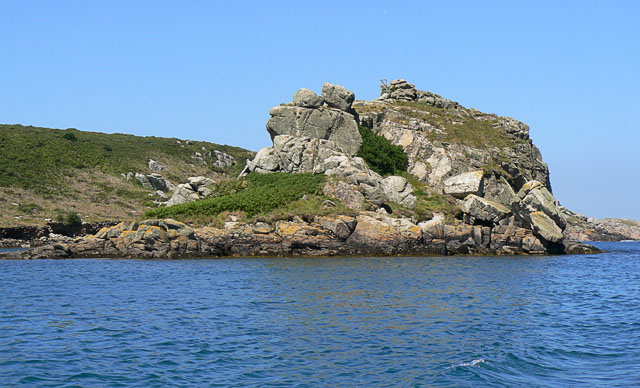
0 242 639 387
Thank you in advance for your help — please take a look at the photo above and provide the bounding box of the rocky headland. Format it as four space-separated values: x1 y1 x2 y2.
4 79 631 260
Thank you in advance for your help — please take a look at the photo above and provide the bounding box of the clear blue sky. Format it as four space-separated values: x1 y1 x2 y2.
1 1 638 220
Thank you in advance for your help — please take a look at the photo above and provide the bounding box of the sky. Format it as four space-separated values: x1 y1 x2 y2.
1 1 639 220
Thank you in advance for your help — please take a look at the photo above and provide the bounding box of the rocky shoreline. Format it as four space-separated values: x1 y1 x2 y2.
0 216 599 260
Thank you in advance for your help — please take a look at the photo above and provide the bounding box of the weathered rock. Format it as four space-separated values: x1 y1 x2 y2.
529 211 564 243
146 173 173 192
323 180 366 210
188 176 216 197
346 215 405 255
166 184 200 206
389 79 418 101
212 150 235 169
461 194 511 224
266 106 361 156
322 83 355 111
444 171 485 199
293 88 324 108
379 176 417 209
318 215 357 240
516 180 566 229
483 175 518 207
148 159 166 172
247 147 280 172
135 173 153 189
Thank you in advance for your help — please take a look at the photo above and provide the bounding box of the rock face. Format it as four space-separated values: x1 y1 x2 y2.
266 105 361 156
357 79 551 193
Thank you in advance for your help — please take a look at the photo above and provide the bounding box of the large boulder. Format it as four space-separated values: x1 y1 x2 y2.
266 106 361 156
322 83 355 112
135 173 153 189
461 194 511 224
529 211 564 243
379 176 417 209
293 88 324 108
166 184 200 206
148 159 167 172
247 147 280 172
443 171 485 199
483 175 518 207
323 180 366 210
188 176 216 197
147 173 174 192
516 180 566 229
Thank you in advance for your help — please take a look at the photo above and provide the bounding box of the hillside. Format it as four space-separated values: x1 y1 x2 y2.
0 124 254 226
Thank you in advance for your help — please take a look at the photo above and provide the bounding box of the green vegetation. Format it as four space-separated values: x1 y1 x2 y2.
403 173 459 223
392 101 515 148
357 125 409 176
145 173 327 219
54 210 82 226
0 124 254 194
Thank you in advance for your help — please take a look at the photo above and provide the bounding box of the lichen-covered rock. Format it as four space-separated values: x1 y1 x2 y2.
444 171 485 199
461 194 511 224
323 180 365 210
322 83 355 112
317 215 357 240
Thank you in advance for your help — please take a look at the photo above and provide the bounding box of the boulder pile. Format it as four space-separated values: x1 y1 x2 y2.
245 83 418 210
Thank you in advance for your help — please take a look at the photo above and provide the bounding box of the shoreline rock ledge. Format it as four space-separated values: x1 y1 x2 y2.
0 216 599 260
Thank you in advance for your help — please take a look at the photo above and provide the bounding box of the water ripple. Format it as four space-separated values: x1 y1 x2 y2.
0 242 639 386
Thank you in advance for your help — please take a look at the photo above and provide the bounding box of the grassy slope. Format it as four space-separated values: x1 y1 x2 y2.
353 100 522 149
0 124 254 226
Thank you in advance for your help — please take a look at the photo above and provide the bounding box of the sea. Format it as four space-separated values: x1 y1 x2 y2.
0 241 638 387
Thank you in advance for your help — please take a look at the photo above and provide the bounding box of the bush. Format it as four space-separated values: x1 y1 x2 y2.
63 132 77 141
65 212 82 226
145 173 327 218
357 125 408 176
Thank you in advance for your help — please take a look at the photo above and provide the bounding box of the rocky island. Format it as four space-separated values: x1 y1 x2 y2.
3 79 637 259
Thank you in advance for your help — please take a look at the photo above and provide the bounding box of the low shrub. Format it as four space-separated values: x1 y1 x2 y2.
145 173 327 218
357 125 408 176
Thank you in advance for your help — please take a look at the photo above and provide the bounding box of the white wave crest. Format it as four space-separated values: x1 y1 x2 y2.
452 358 486 368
